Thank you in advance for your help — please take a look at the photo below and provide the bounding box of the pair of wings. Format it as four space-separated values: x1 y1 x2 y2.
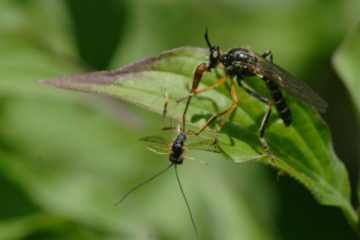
139 134 221 156
248 56 328 113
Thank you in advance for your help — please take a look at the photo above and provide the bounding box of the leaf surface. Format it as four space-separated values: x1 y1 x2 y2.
46 46 357 226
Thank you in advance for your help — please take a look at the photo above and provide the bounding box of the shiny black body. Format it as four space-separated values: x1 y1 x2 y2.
264 78 291 125
219 48 292 126
182 30 327 153
170 132 187 164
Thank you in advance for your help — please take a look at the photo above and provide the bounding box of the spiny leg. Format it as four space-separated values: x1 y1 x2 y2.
238 82 273 154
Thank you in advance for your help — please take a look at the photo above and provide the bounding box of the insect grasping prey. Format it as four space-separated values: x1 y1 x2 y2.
180 30 328 153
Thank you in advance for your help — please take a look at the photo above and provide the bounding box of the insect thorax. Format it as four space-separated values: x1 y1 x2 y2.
221 48 257 77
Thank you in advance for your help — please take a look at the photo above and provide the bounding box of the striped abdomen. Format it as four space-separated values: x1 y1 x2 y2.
264 78 292 126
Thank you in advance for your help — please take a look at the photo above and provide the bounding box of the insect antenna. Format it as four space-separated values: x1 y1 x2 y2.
204 28 213 49
174 165 199 239
115 164 174 206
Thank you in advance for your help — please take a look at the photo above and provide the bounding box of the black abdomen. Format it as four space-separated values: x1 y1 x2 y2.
170 132 187 164
265 79 292 126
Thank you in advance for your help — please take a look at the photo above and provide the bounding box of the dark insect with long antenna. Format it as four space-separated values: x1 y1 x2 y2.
115 96 220 239
180 30 328 152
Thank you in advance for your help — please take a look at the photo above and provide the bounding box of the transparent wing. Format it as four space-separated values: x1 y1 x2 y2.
252 58 328 113
139 136 170 155
140 119 221 156
187 139 221 153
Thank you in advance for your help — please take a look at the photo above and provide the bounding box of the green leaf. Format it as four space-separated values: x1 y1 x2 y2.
333 24 360 231
45 47 357 228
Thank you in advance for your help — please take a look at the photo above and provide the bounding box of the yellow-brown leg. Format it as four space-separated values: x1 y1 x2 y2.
195 79 239 135
179 63 207 131
179 63 226 131
219 79 239 129
181 77 225 131
191 77 226 95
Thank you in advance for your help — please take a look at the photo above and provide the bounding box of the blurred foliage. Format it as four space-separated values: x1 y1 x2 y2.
333 23 360 217
334 24 360 120
0 0 359 239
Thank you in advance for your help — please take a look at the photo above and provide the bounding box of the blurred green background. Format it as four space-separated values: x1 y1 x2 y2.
0 0 359 239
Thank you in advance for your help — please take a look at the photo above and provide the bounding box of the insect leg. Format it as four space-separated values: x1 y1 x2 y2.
261 50 273 63
146 147 169 155
179 63 226 131
259 102 272 153
195 79 238 135
239 82 269 104
219 79 240 129
160 91 178 131
238 82 273 153
179 63 207 131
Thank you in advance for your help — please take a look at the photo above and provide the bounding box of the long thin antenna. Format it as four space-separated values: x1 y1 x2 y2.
204 28 212 49
115 164 173 206
174 165 199 239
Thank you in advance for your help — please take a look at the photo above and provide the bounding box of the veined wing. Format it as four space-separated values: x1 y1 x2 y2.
252 58 328 113
139 136 170 155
